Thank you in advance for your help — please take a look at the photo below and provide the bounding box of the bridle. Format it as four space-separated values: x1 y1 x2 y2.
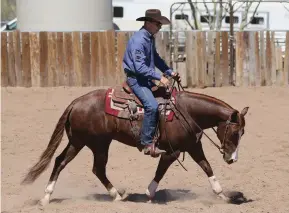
162 78 240 171
211 119 239 155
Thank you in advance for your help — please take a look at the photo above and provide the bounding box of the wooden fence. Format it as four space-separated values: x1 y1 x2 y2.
1 30 289 87
184 31 289 87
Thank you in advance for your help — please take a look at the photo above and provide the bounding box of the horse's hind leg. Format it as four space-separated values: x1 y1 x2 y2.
187 141 228 201
40 140 84 206
146 151 180 199
88 137 125 201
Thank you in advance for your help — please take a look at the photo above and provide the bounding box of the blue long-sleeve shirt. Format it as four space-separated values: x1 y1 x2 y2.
123 27 173 82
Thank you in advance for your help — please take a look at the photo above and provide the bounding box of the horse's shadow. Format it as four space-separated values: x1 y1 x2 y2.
225 191 254 205
25 197 70 206
85 189 253 205
86 189 197 204
25 189 253 207
125 189 197 204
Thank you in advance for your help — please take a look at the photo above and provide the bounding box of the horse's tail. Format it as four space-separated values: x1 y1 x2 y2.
21 101 75 185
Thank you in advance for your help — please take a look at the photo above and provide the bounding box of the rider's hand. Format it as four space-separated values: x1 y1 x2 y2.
160 76 170 87
171 72 181 83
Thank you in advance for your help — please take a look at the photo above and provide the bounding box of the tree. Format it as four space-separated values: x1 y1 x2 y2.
176 0 264 31
239 0 262 30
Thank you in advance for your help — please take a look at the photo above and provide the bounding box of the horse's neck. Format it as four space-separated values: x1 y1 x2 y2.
180 92 234 129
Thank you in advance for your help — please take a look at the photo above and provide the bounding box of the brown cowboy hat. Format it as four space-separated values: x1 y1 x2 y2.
136 9 170 25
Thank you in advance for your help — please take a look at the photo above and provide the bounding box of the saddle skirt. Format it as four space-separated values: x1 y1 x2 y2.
105 82 177 121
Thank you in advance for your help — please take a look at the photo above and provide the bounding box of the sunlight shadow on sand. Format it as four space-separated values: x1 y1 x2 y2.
84 189 197 204
225 191 254 205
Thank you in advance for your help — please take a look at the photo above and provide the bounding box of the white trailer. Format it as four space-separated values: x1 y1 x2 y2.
112 0 289 31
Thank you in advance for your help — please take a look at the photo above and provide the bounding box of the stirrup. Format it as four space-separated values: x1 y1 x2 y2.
143 144 166 158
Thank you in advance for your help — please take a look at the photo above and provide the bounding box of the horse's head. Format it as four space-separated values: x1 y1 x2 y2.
216 107 249 164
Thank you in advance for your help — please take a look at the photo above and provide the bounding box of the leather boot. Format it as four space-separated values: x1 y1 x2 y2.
143 143 166 158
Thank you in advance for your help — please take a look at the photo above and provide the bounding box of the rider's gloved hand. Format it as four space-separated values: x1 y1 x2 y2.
171 72 181 83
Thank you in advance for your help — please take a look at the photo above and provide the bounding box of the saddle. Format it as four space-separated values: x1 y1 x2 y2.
111 82 144 108
105 81 177 121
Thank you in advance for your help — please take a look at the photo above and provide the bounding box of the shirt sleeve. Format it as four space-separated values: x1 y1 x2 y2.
154 49 173 76
131 44 162 81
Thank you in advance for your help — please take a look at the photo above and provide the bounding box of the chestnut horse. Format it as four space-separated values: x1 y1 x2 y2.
21 83 249 206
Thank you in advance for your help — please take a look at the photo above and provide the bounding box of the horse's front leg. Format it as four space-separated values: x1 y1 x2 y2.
187 141 229 202
145 150 180 199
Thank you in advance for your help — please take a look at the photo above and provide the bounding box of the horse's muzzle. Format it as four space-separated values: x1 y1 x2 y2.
223 153 238 164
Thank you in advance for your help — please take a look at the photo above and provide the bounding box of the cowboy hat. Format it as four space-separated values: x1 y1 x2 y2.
136 9 170 25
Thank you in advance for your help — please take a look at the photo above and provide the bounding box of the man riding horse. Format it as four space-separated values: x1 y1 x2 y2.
20 9 250 207
123 9 181 157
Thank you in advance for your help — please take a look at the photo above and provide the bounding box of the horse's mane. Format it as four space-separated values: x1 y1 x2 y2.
179 90 233 109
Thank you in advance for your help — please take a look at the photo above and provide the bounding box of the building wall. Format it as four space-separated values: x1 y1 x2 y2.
16 0 113 31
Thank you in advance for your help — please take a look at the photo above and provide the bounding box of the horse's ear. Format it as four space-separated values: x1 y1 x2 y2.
241 107 249 116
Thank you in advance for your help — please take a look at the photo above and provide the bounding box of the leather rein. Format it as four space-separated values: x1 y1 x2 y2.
162 78 235 171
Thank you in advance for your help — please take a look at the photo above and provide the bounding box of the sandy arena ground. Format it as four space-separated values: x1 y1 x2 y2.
1 86 289 213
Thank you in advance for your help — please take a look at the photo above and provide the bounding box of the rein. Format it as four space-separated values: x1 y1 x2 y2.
161 78 231 171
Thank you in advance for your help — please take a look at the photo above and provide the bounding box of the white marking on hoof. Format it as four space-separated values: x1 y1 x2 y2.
109 187 123 201
145 180 158 199
114 193 123 201
208 176 223 194
39 181 56 206
208 176 229 201
39 195 50 207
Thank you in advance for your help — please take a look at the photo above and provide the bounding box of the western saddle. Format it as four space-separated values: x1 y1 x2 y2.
111 82 171 110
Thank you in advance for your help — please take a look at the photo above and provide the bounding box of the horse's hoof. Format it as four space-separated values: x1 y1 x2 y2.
38 198 49 208
113 193 124 201
145 188 155 200
218 193 230 202
145 180 158 200
109 187 125 201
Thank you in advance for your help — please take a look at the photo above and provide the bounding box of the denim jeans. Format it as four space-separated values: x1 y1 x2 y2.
126 77 159 146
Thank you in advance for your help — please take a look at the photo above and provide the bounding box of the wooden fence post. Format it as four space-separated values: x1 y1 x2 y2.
215 32 221 87
249 31 256 86
81 32 91 86
235 32 243 86
1 32 9 86
14 30 23 86
259 31 266 86
221 31 229 86
284 32 289 85
206 31 215 87
265 31 272 86
48 32 57 87
22 32 32 87
40 32 48 87
254 31 261 86
72 31 82 87
7 31 16 86
116 31 128 85
30 32 41 87
105 30 117 86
